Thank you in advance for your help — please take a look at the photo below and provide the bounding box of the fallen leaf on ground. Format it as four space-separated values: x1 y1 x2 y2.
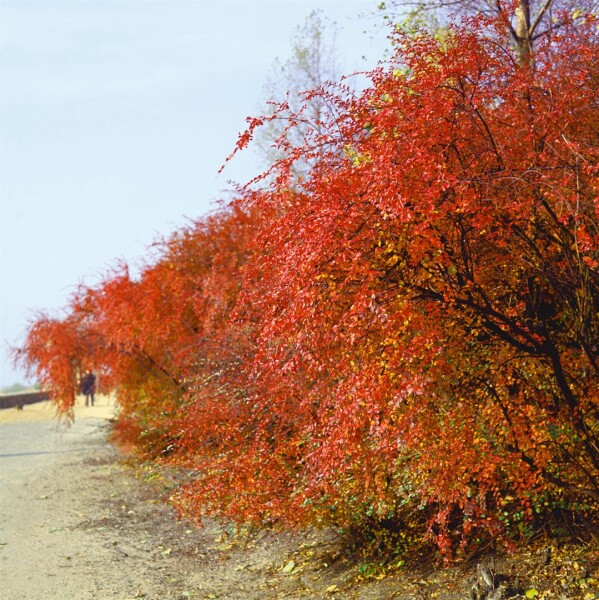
282 560 295 573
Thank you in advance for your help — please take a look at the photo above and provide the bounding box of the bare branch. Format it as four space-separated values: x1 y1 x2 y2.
529 0 554 37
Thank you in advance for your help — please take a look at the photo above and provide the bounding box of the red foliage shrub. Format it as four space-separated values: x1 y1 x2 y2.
176 13 599 553
16 11 599 557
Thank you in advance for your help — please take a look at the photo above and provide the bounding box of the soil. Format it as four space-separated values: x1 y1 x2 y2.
1 397 597 600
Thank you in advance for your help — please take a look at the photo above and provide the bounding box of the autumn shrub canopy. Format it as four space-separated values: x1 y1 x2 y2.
16 11 599 557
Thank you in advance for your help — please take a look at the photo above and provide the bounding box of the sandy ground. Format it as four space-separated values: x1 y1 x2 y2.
1 397 597 600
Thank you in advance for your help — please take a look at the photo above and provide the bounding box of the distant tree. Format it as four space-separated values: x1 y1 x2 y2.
0 383 28 394
255 10 340 178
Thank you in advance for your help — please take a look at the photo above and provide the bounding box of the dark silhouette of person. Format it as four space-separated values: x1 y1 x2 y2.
80 371 96 406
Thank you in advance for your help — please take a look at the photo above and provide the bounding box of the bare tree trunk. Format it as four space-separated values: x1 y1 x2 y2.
514 0 533 65
383 0 562 66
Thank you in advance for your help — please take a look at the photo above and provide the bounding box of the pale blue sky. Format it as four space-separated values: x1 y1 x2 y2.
0 0 390 386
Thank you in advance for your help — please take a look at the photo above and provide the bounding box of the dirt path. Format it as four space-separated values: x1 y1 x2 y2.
1 399 597 600
0 399 371 599
0 398 444 599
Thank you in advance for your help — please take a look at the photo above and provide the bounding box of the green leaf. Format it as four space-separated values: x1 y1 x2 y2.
282 560 295 573
525 589 539 599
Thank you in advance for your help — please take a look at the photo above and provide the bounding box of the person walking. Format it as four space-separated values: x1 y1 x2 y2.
80 371 96 407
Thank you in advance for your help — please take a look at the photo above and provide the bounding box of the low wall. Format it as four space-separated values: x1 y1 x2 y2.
0 391 50 410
